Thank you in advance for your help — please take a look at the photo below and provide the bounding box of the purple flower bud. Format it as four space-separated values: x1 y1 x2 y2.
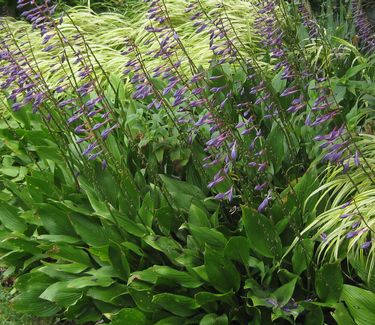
354 151 360 167
82 142 98 156
208 176 225 189
339 213 353 219
255 182 267 191
258 191 272 212
346 231 358 239
360 241 372 249
230 142 237 160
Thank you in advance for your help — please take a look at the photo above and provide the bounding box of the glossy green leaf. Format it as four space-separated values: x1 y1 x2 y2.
242 207 282 258
152 293 199 317
204 246 240 293
315 263 343 303
200 313 228 325
266 123 286 173
341 285 375 325
292 239 314 275
189 224 227 249
109 308 147 325
0 202 27 232
40 281 83 308
224 236 250 265
331 303 355 325
108 242 130 280
272 278 297 307
69 214 108 247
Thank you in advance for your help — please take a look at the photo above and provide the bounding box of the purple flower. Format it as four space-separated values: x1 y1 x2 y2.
230 141 237 160
280 86 299 97
254 182 267 191
354 151 360 167
347 231 358 239
339 213 353 219
360 241 372 249
257 191 272 212
214 187 233 202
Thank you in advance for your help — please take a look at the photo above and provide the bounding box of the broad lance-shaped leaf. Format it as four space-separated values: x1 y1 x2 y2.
109 308 147 325
129 265 203 288
331 303 355 325
204 245 240 293
266 123 286 173
0 202 27 232
39 281 83 308
109 241 130 280
69 214 109 247
271 278 297 307
292 238 314 275
315 263 343 303
242 207 282 258
152 293 199 317
224 236 250 266
36 203 77 236
340 285 375 325
189 224 227 249
12 273 60 317
200 313 228 325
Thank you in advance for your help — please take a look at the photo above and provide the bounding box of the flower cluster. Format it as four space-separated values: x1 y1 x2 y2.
353 0 375 53
0 1 120 162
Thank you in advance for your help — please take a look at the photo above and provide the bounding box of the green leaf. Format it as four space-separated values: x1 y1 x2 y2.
130 265 203 288
152 293 199 317
79 176 112 220
315 263 343 303
36 203 77 236
37 234 81 244
271 70 287 93
47 243 92 266
69 214 109 247
40 262 88 274
40 281 83 308
113 211 148 237
87 284 128 304
331 303 355 325
0 202 27 232
292 239 314 275
143 235 182 263
67 276 114 289
200 313 228 325
159 174 205 210
128 282 158 313
189 204 210 227
189 224 227 249
343 63 367 79
304 307 323 325
195 291 234 306
12 273 60 317
154 317 185 325
242 207 282 258
224 236 250 266
340 285 375 325
109 308 147 325
266 123 286 173
204 246 240 293
271 278 297 307
108 242 130 280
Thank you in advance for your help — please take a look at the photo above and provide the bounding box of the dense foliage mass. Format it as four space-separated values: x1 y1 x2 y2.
0 0 374 324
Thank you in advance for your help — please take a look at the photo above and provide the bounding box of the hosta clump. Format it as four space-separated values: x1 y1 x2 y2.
1 0 375 324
